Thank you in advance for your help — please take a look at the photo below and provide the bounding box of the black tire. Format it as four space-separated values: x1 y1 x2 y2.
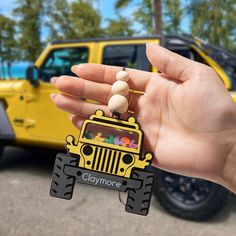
50 153 78 200
126 170 154 216
151 168 230 221
0 144 4 160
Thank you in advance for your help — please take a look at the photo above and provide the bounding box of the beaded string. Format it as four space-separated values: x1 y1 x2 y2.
108 68 130 118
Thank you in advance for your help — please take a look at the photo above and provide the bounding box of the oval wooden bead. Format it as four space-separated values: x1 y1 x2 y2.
108 94 128 114
116 71 129 82
112 81 129 96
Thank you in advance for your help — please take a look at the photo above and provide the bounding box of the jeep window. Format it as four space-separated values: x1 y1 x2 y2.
39 47 88 82
170 48 200 61
83 123 140 151
102 44 151 71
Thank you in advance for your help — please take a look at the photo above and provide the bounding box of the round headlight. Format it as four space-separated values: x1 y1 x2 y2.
122 154 133 164
82 145 93 156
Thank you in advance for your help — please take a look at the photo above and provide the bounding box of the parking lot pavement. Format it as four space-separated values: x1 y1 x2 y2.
0 146 236 236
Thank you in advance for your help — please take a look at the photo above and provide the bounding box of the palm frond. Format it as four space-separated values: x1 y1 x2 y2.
115 0 132 9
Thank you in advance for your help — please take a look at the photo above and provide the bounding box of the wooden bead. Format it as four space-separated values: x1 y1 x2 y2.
108 95 128 114
112 81 129 96
116 71 129 82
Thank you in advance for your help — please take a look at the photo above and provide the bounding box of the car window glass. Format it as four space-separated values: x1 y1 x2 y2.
102 44 151 71
172 48 207 64
171 48 195 60
39 47 88 82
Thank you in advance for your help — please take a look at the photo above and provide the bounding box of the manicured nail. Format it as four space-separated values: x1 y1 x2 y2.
77 64 86 69
71 65 77 73
50 77 58 84
146 42 158 48
71 64 86 73
50 93 57 101
68 114 74 120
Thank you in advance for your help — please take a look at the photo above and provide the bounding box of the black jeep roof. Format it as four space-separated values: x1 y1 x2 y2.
51 35 163 45
50 34 200 51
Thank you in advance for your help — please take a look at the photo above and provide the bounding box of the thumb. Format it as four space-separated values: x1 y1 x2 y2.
146 43 196 82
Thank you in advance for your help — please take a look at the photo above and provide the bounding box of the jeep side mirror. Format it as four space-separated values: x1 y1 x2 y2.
26 65 39 87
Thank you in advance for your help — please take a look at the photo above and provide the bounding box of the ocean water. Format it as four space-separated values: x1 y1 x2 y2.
0 64 29 79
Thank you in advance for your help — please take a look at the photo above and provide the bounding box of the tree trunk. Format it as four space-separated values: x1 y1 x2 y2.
153 0 162 34
7 62 11 79
0 60 5 79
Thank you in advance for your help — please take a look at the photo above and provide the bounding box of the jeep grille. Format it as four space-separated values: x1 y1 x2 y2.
91 147 122 174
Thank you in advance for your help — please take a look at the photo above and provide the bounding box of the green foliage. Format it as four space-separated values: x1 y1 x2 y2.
13 0 45 62
189 0 236 50
46 0 104 40
45 0 71 40
115 0 155 34
0 14 17 78
106 15 135 37
115 0 163 34
163 0 183 34
115 0 132 9
69 1 104 38
133 0 154 34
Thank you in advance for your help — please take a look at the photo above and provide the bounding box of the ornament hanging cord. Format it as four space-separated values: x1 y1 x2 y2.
118 191 126 206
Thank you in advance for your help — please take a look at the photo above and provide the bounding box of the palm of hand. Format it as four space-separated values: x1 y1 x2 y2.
134 66 235 180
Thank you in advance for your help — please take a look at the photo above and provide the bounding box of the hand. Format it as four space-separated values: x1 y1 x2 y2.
50 43 236 193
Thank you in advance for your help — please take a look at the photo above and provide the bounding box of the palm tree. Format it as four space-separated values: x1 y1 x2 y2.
115 0 162 34
115 0 131 9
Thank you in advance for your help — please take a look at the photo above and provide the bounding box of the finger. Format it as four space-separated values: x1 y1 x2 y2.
70 115 84 130
146 43 205 82
51 75 112 104
71 63 151 91
50 93 111 118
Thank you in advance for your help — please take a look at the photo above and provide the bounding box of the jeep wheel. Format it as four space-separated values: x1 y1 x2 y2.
152 168 230 221
50 153 78 200
126 170 154 216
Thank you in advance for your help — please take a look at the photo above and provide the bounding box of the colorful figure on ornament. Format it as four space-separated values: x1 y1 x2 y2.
129 139 138 149
84 130 93 140
104 135 115 144
121 136 131 147
94 132 105 142
114 136 123 146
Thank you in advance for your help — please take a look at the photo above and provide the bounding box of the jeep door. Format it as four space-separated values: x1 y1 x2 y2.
25 43 95 147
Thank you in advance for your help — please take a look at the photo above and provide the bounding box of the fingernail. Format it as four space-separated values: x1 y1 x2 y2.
50 93 57 101
50 77 58 84
77 64 86 69
71 65 77 73
68 114 75 120
146 43 157 47
77 63 86 70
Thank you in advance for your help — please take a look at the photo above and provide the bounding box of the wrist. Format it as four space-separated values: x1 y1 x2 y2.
220 141 236 193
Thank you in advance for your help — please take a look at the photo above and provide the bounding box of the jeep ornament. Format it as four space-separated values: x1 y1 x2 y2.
49 69 154 216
